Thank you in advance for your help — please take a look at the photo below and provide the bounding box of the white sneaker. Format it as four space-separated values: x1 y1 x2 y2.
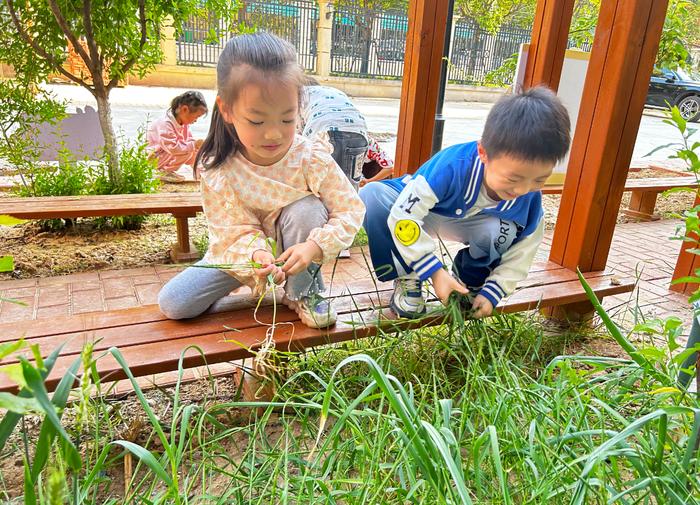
284 294 337 328
390 274 426 318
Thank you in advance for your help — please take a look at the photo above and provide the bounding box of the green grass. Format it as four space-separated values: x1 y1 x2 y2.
2 297 699 503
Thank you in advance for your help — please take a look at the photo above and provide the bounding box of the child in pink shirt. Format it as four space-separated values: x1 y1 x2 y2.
147 91 208 182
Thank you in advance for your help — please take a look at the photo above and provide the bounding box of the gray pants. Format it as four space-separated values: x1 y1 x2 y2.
327 130 368 191
158 195 328 319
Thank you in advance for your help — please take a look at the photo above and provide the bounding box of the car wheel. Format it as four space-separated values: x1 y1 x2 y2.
677 95 700 122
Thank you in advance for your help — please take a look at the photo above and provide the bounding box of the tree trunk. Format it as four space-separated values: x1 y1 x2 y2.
359 15 374 75
94 90 120 185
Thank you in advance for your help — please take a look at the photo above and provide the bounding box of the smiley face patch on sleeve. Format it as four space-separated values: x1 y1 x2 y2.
394 219 420 246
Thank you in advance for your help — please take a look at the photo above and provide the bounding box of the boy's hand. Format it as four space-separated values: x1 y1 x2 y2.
471 294 494 319
279 240 323 276
431 269 469 305
252 250 285 285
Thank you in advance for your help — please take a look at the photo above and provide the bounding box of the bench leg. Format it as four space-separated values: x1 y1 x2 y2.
239 358 278 403
623 190 660 221
171 215 201 263
543 300 594 322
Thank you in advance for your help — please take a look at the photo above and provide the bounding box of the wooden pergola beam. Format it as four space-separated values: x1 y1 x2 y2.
394 0 450 176
549 0 670 273
523 0 575 91
671 193 700 293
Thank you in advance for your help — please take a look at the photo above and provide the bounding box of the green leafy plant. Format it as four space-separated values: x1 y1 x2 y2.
645 106 700 299
0 78 66 194
91 129 160 229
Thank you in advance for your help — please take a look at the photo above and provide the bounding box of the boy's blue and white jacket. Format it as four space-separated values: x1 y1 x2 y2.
383 141 545 308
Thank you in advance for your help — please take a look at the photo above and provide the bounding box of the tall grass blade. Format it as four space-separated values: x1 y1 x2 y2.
19 358 80 470
112 440 173 487
31 356 81 481
577 270 666 383
0 344 63 450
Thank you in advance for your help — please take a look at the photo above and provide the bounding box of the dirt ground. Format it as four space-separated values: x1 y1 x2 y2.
1 167 694 281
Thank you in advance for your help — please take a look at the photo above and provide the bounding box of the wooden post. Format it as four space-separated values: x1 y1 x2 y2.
394 0 450 176
316 1 333 78
549 0 669 277
671 192 700 294
170 214 200 263
522 0 575 92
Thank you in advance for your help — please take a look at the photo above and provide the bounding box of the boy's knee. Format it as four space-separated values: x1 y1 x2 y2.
359 182 393 216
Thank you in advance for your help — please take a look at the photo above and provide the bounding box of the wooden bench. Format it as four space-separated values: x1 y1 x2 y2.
0 261 634 393
0 193 203 262
542 176 698 221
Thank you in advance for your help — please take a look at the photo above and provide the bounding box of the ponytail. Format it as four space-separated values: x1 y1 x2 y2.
195 103 240 172
170 90 208 117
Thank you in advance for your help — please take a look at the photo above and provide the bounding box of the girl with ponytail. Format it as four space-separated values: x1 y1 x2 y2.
158 32 365 328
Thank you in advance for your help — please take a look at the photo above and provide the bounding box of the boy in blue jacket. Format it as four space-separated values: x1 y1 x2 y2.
360 86 571 319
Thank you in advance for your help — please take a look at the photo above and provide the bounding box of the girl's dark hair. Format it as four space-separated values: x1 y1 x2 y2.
196 31 305 171
481 86 571 164
170 90 208 116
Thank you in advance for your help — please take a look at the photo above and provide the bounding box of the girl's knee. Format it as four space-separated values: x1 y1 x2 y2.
158 285 201 320
279 195 328 228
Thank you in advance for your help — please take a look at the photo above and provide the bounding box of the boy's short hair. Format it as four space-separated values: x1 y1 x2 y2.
481 86 571 164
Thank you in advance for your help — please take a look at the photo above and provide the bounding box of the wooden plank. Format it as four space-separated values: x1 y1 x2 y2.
394 0 450 176
542 176 698 195
523 0 575 91
3 267 595 361
549 0 669 272
0 193 202 219
0 261 572 341
0 272 633 392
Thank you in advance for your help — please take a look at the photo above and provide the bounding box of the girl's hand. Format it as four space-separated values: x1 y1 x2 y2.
252 250 285 285
279 241 323 276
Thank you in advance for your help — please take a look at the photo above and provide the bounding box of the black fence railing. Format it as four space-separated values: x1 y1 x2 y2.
177 0 318 71
447 20 531 85
330 8 408 79
177 2 592 86
328 4 534 84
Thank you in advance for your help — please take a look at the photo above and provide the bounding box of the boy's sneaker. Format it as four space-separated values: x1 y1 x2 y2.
390 275 426 318
284 294 337 328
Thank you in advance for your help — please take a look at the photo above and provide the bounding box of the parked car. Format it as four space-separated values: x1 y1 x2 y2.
645 67 700 122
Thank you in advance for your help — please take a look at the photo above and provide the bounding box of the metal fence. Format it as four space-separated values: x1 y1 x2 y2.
330 8 408 79
448 20 530 84
178 2 591 86
177 0 318 71
329 4 533 84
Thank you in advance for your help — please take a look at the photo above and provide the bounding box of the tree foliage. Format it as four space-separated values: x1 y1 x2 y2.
455 0 535 32
0 0 239 184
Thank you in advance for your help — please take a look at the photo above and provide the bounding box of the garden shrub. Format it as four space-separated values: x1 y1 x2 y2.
91 130 160 229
